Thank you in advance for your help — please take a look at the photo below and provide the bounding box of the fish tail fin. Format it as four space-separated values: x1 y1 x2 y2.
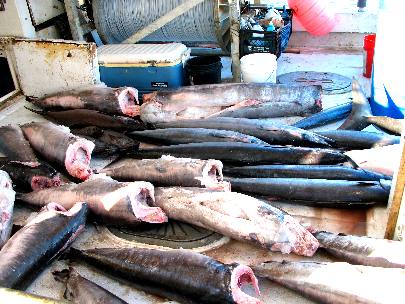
338 77 372 130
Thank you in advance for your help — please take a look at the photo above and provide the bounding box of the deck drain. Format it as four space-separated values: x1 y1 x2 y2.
108 220 228 250
277 71 352 95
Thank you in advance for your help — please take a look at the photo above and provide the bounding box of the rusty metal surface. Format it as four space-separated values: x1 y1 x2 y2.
11 38 99 98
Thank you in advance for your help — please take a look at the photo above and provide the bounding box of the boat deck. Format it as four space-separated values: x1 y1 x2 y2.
0 49 385 303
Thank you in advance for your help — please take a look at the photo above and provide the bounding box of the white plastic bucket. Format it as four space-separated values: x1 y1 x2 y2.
241 53 277 83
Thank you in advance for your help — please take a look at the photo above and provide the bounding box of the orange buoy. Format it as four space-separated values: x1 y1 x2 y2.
288 0 337 36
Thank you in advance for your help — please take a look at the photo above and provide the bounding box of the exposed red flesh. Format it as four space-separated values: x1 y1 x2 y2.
117 87 140 117
31 175 61 191
130 188 168 224
231 265 262 304
65 140 94 180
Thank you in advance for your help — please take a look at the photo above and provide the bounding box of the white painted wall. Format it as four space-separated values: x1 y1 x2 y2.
0 0 36 38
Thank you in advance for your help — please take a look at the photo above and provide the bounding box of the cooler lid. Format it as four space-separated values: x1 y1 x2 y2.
97 43 189 65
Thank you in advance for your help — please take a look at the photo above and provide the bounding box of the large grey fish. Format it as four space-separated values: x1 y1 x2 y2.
253 260 405 304
154 187 319 256
0 170 15 249
72 126 139 151
0 125 38 162
128 128 269 145
0 159 61 192
141 83 322 123
223 164 391 181
28 86 140 117
0 288 68 303
0 202 88 289
68 247 262 304
100 156 230 191
26 108 146 131
21 122 95 180
18 175 167 226
317 130 400 149
339 78 373 131
129 142 349 165
227 178 391 205
53 267 129 304
156 118 333 148
0 125 62 190
313 231 405 268
292 102 352 129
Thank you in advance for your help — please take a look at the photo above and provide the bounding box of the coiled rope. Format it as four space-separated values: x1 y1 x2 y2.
93 0 221 44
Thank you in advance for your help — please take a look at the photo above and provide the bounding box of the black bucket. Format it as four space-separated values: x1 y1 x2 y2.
185 56 222 85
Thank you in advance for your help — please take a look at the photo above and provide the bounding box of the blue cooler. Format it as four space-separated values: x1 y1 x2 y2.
98 43 190 96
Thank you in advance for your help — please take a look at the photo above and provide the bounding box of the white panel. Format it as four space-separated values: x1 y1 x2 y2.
26 0 66 26
0 0 36 37
11 39 100 98
97 43 190 65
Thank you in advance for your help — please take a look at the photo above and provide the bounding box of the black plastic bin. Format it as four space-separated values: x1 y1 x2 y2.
185 56 222 85
240 8 293 58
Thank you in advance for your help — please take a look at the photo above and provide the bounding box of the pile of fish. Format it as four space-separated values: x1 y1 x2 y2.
0 80 402 303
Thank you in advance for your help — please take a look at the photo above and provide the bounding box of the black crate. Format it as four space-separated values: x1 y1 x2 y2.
240 9 293 59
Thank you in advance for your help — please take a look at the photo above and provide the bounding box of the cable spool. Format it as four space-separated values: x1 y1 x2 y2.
92 0 231 51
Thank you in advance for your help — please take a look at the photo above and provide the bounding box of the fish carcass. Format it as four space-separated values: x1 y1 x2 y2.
0 170 15 249
128 128 269 145
53 267 129 304
0 125 62 190
0 202 88 289
18 175 167 226
227 178 391 205
253 261 405 304
141 83 322 123
316 130 400 149
314 231 405 268
154 187 319 256
27 108 146 131
0 159 61 192
69 247 262 304
0 125 38 162
21 122 95 180
29 86 140 117
100 156 230 190
223 165 391 181
130 142 348 165
156 118 333 148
